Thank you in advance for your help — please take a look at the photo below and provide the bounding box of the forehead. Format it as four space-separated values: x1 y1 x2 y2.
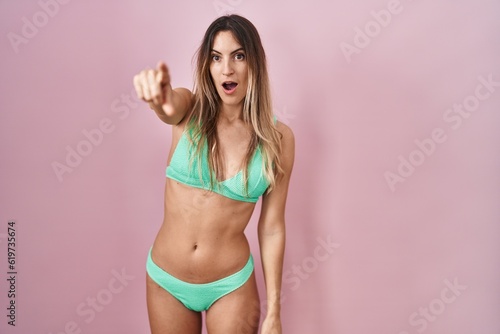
212 31 242 52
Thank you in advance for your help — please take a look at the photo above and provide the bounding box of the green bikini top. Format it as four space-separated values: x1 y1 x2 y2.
166 121 274 203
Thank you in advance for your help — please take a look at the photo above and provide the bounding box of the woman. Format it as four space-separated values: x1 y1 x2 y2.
133 14 294 333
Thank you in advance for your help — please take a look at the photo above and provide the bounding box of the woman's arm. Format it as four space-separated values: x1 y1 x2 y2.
258 121 295 333
133 61 193 125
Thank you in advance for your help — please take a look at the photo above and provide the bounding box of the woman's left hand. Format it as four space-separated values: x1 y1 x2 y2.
261 315 282 334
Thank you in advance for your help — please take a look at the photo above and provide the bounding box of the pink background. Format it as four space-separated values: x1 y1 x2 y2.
1 1 500 333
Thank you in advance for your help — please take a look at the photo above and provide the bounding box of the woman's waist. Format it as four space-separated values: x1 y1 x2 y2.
151 226 252 283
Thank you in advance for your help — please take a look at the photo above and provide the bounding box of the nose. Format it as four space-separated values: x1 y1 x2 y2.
222 59 234 76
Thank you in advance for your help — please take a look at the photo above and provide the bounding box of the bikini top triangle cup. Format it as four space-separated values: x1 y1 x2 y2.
166 116 277 203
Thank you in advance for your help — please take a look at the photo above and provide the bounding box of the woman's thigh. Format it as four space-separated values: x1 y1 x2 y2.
205 272 261 334
146 273 202 334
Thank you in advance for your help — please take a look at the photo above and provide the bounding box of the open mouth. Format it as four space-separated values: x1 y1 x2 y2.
222 81 238 94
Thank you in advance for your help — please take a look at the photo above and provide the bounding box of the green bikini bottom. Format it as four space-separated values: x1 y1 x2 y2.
146 247 254 312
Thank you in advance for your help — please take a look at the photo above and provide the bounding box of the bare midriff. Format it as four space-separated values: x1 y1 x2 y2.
150 178 257 284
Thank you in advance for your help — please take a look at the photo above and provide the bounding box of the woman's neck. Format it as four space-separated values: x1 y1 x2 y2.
219 104 244 123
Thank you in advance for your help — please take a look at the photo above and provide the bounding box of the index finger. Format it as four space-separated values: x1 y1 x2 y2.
156 61 169 85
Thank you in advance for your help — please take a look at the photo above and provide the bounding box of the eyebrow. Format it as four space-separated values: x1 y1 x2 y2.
211 47 245 55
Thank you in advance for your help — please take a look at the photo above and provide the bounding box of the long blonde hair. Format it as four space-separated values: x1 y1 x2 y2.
186 14 283 194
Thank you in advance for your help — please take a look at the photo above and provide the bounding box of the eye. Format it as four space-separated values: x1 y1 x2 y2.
234 53 245 60
211 54 220 61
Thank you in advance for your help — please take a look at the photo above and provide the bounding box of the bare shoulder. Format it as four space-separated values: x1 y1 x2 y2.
175 87 195 112
275 121 295 164
174 87 193 104
258 120 295 217
276 121 294 138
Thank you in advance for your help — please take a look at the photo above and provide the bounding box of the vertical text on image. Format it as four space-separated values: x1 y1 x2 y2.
6 221 17 327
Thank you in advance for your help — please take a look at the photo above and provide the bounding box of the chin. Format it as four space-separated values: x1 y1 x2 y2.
217 93 245 107
221 98 244 108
